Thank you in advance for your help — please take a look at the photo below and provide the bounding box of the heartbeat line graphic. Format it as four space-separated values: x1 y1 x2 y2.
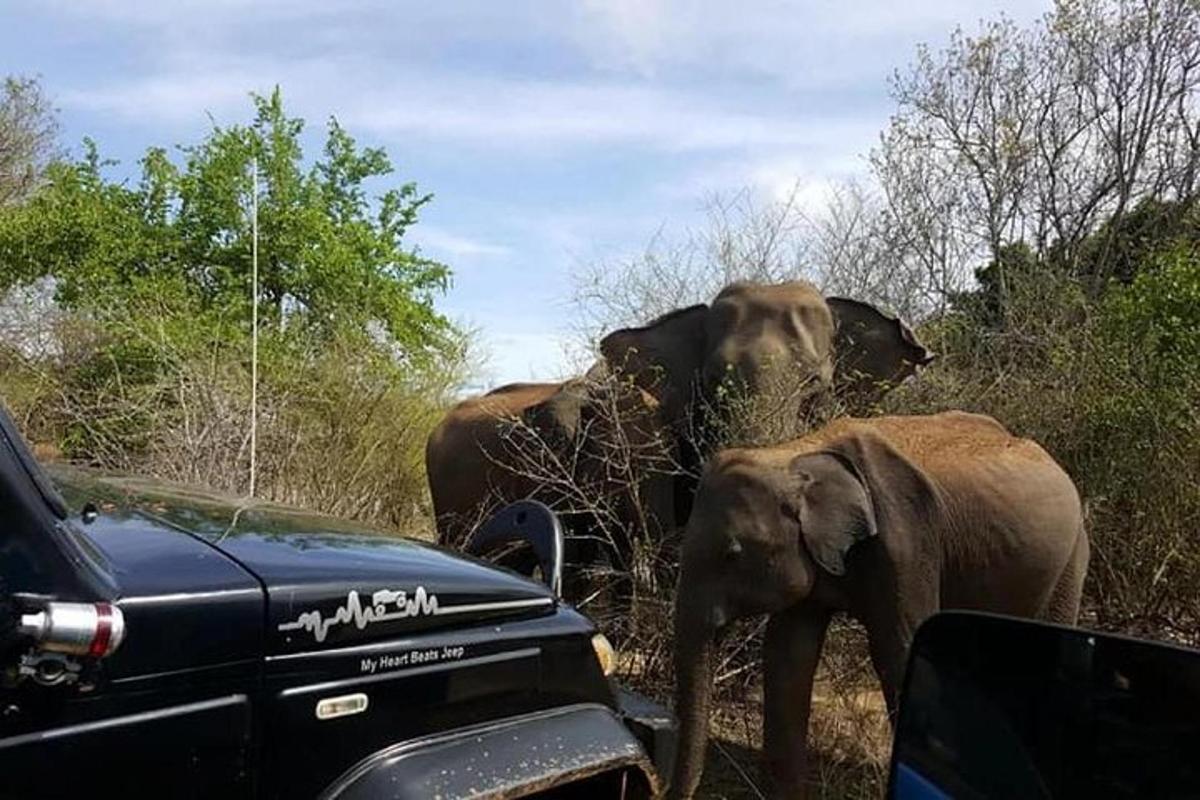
276 588 554 644
278 587 439 643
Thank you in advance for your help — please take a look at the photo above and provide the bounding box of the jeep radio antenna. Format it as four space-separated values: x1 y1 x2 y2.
249 156 259 499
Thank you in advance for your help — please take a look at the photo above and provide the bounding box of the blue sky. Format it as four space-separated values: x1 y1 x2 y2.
1 0 1045 390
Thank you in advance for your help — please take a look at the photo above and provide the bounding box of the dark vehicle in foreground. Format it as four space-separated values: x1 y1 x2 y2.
0 407 672 799
888 612 1200 799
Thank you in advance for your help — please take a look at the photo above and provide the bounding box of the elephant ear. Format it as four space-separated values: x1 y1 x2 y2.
599 304 708 422
788 450 877 576
520 380 586 451
826 297 935 404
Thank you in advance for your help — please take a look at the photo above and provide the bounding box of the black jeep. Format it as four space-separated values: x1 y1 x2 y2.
0 406 673 799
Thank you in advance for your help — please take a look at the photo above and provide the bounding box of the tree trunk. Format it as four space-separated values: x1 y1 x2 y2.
668 604 716 800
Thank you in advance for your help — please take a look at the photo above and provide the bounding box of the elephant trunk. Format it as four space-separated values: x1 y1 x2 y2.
668 602 717 800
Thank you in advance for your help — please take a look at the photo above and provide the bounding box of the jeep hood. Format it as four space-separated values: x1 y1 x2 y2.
47 465 556 657
215 525 556 655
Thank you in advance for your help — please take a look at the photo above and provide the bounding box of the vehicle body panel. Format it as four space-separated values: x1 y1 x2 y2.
261 608 613 796
324 704 658 800
2 439 672 799
48 465 557 657
52 472 265 681
0 693 254 799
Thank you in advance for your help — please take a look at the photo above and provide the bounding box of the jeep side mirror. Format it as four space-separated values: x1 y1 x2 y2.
464 500 563 597
888 612 1200 799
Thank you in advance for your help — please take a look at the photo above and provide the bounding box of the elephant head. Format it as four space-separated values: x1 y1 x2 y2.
516 374 677 561
668 438 897 799
518 377 588 454
700 282 836 414
599 281 933 445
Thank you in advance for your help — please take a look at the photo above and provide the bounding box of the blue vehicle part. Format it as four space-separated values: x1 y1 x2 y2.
892 763 952 800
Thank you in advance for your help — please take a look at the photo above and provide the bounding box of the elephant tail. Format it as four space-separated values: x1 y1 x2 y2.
1046 520 1090 625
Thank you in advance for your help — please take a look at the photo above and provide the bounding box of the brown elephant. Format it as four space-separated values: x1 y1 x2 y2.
426 281 932 592
426 382 558 548
599 280 934 520
601 282 933 425
426 376 676 591
669 411 1089 799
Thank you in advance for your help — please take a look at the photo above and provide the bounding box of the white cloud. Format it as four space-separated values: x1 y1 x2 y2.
59 71 255 124
574 0 677 76
348 78 821 151
658 144 873 209
573 0 1050 86
745 157 861 208
463 329 579 391
47 0 1053 158
414 227 511 259
37 0 355 29
60 59 878 156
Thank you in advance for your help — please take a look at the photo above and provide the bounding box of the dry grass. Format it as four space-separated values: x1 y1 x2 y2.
0 312 464 535
652 622 892 800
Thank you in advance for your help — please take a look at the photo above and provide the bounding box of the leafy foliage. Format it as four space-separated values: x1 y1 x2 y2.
890 232 1200 640
0 90 466 526
0 89 452 358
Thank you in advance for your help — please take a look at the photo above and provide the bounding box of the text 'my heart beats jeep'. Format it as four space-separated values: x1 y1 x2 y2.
0 405 674 799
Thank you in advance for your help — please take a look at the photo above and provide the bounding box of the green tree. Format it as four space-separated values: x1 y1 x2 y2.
0 89 466 519
1069 197 1199 286
0 88 454 360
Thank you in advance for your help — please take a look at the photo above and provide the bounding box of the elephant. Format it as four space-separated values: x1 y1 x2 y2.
599 280 935 521
668 411 1089 799
426 281 933 599
426 376 676 599
426 381 559 549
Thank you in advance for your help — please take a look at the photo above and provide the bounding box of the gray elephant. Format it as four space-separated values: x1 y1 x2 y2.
427 281 932 595
426 376 675 594
599 280 934 520
668 411 1089 799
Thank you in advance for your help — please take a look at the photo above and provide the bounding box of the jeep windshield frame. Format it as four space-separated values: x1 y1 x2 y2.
0 403 115 599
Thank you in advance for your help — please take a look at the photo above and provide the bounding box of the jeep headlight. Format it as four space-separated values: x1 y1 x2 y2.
591 632 617 676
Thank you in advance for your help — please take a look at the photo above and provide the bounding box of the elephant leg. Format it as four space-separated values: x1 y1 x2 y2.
864 618 912 722
763 605 833 799
1044 526 1089 624
859 571 938 721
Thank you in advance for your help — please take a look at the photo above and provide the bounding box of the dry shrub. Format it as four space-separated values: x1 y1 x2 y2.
479 371 685 616
886 250 1200 644
481 364 879 797
0 303 465 534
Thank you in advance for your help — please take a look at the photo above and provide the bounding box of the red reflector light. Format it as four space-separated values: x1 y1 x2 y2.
19 601 126 658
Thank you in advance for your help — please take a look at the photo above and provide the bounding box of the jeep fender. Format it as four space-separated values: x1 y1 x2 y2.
320 703 660 799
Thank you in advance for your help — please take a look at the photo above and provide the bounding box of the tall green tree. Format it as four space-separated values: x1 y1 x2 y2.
0 88 454 361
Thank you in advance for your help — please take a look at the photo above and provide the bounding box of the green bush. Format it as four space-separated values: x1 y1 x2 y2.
1 298 464 532
0 89 468 534
889 244 1200 642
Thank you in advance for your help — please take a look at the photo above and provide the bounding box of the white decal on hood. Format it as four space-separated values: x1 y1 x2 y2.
277 588 553 644
278 587 438 644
